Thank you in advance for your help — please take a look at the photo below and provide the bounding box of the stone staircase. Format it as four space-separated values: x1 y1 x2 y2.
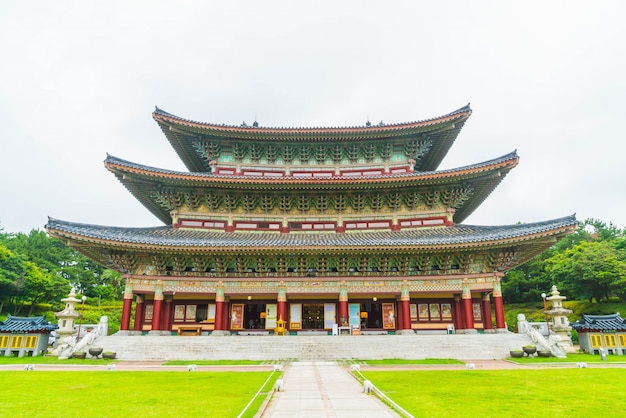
94 333 534 361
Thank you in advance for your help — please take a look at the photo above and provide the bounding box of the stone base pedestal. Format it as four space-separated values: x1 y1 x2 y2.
210 330 231 336
495 328 509 334
148 330 171 336
396 329 416 335
483 329 496 334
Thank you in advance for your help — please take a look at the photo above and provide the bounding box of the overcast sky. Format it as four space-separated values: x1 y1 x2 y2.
1 1 625 234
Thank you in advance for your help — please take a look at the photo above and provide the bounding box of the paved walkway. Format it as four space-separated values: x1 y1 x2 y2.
261 361 399 418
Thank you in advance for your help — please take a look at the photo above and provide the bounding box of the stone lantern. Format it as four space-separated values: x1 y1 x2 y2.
53 287 82 353
545 285 574 350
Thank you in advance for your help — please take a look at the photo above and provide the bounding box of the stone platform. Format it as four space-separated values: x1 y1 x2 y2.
94 332 534 361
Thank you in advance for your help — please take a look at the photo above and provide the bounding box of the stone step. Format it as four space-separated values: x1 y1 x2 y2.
93 333 534 361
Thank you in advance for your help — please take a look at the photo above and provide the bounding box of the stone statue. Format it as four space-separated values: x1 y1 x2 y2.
56 318 104 359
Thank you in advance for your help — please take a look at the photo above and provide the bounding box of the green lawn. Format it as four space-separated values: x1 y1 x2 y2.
0 371 279 418
363 369 626 417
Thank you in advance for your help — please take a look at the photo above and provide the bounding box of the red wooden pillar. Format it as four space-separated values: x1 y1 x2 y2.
151 281 163 331
400 281 411 330
453 295 463 330
338 281 348 326
277 281 288 324
493 274 506 330
120 282 133 331
462 280 475 330
401 300 411 330
214 282 225 331
222 302 230 330
133 295 144 331
162 295 173 331
482 293 493 330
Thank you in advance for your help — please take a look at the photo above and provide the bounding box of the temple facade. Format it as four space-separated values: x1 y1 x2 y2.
46 105 576 336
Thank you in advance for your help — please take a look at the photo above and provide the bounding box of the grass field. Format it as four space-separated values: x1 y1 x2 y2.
362 369 626 417
0 371 279 418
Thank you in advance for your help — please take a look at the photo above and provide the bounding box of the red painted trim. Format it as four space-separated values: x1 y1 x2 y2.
344 220 392 230
398 216 448 229
233 221 282 231
288 221 337 231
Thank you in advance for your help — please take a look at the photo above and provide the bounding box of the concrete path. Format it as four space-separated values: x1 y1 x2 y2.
262 361 399 418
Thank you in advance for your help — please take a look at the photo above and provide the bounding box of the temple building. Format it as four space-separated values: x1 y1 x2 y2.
46 105 576 336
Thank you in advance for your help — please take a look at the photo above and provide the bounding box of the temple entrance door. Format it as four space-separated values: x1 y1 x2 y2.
244 304 266 329
302 304 325 329
360 303 382 328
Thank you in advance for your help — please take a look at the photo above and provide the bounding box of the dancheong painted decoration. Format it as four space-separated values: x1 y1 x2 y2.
46 104 576 336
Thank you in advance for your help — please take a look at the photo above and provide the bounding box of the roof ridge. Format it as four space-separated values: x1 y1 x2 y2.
152 104 472 131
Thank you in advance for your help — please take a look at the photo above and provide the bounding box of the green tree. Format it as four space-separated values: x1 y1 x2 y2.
0 244 25 314
545 240 626 302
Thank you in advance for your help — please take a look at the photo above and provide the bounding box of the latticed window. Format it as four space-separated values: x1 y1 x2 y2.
589 334 603 348
25 335 38 349
605 334 617 348
0 336 9 348
10 335 23 349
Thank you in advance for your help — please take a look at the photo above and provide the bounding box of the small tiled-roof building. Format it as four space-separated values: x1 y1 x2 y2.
571 313 626 355
0 315 57 357
46 105 576 337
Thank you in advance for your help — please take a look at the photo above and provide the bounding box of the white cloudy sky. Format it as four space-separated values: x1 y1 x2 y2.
1 1 625 234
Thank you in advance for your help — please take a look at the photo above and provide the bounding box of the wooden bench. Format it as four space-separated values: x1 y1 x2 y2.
177 326 203 336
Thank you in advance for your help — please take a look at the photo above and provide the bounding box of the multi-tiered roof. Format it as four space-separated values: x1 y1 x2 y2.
46 105 576 279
